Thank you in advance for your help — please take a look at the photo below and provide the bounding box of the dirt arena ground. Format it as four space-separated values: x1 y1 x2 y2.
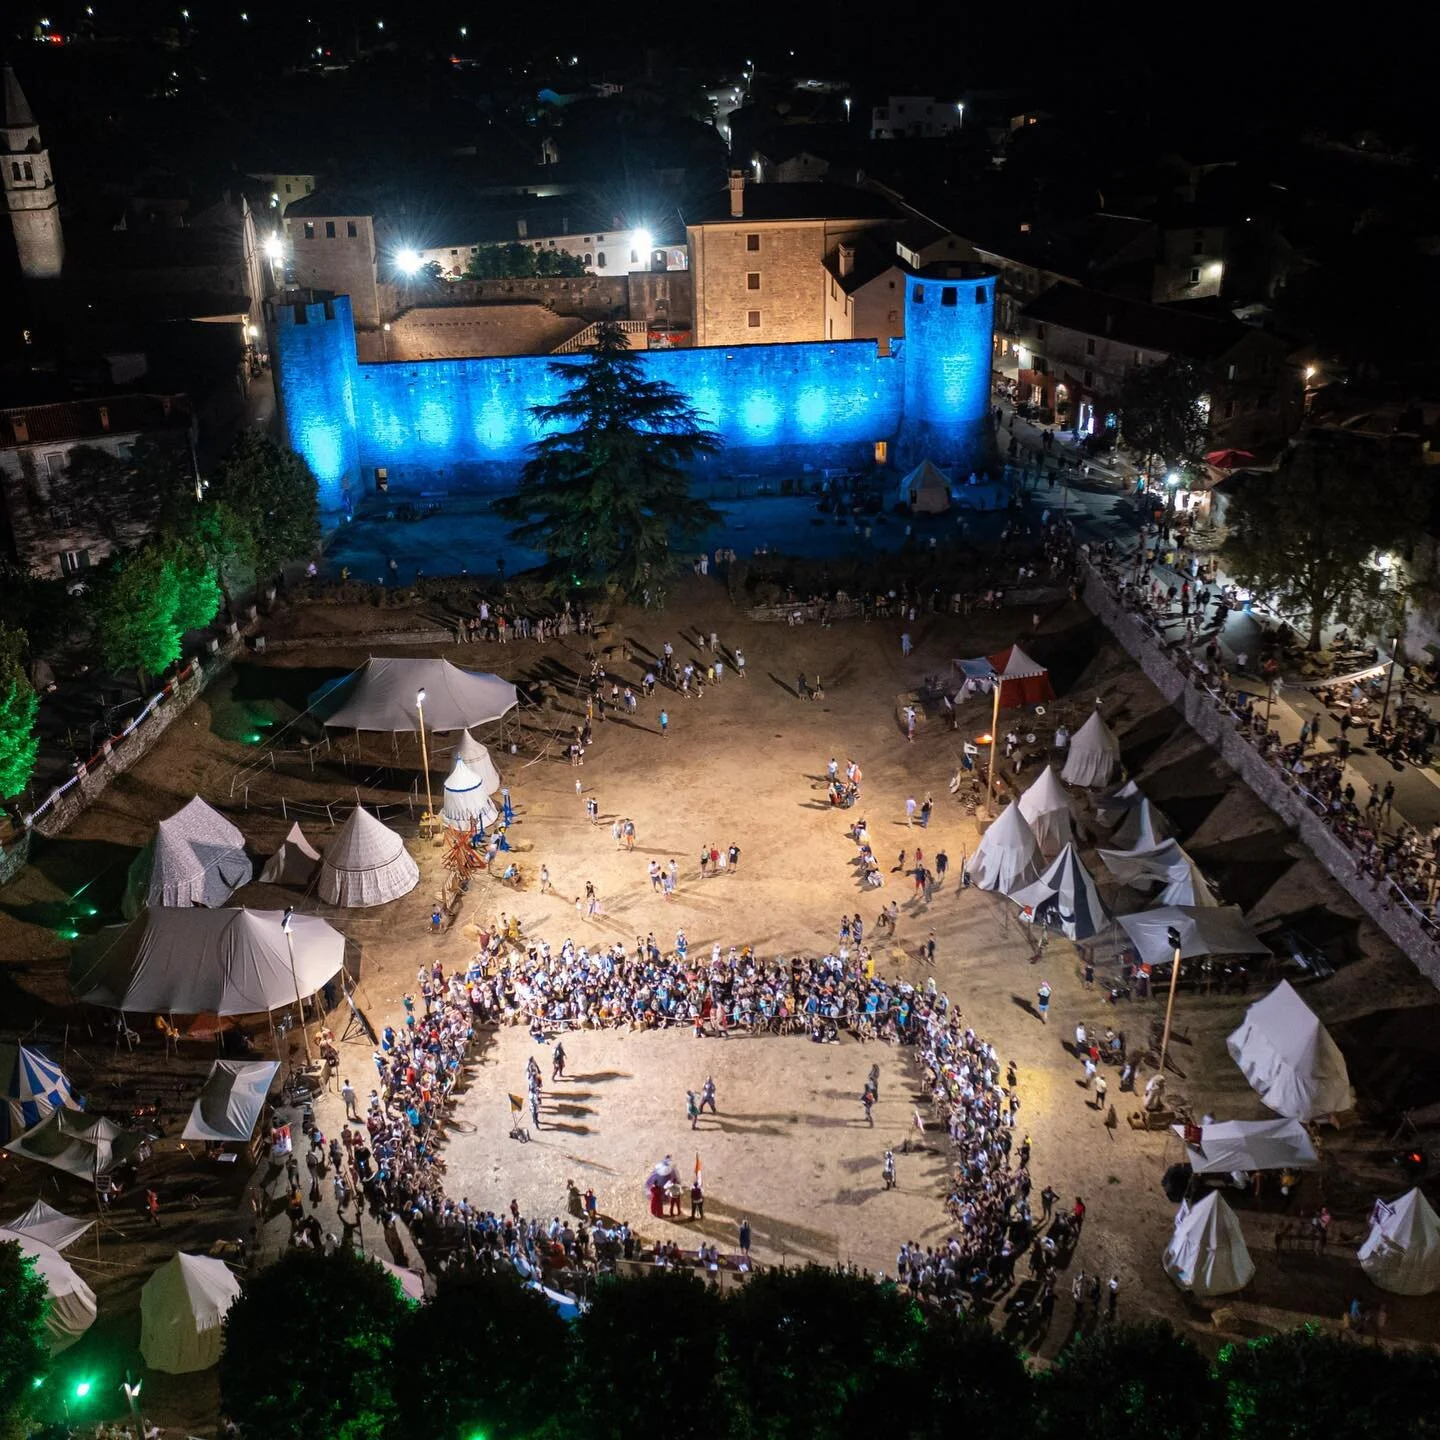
3 573 1438 1431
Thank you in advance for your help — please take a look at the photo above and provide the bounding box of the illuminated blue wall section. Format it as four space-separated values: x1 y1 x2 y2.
269 297 360 510
897 266 996 472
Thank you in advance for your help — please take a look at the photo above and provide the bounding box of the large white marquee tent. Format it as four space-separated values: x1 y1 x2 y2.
0 1216 96 1350
318 657 518 733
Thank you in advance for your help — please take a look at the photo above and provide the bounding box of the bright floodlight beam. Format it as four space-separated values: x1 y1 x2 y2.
264 233 284 262
396 248 422 275
633 228 652 256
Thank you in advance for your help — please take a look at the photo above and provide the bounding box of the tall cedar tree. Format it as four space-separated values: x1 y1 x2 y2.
0 625 39 802
1221 436 1424 649
0 1241 53 1440
495 321 720 593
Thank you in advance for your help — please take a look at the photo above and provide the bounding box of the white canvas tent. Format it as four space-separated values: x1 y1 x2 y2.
319 657 518 733
897 458 951 514
123 796 252 919
1061 710 1120 788
1117 905 1270 968
0 1042 79 1145
1226 980 1354 1121
317 807 419 907
1098 839 1218 907
140 1252 242 1372
1163 1192 1254 1297
1017 766 1074 855
1113 798 1172 851
1009 844 1110 940
0 1225 96 1350
1358 1189 1440 1295
969 803 1041 894
442 759 500 831
1095 778 1144 827
1172 1118 1319 1175
182 1060 280 1143
3 1107 146 1180
70 908 344 1017
258 822 321 886
455 729 503 794
1 1199 92 1252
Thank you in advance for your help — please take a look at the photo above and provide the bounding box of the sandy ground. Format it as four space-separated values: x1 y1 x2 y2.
3 574 1439 1434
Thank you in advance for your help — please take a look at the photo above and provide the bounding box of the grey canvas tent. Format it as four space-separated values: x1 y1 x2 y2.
1173 1117 1320 1175
70 908 345 1017
442 759 500 831
1112 797 1172 851
1358 1189 1440 1296
3 1107 146 1180
1098 839 1218 907
969 803 1041 894
317 807 419 908
1095 778 1144 827
122 796 251 919
1017 766 1074 855
1060 710 1120 788
1116 905 1269 967
1226 980 1354 1121
455 729 503 794
1 1200 92 1252
1009 844 1110 940
896 459 951 514
1163 1192 1254 1297
318 657 518 733
258 822 321 886
182 1060 280 1143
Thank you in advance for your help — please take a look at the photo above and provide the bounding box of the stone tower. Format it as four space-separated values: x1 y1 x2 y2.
3 65 64 279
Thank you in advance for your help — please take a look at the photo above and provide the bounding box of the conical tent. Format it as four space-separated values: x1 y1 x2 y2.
1061 710 1120 787
970 803 1041 894
258 822 321 886
182 1060 280 1143
3 1107 146 1180
455 729 503 794
1358 1189 1440 1296
442 759 500 831
140 1252 242 1373
1010 844 1110 940
0 1043 78 1145
897 458 952 514
317 657 518 733
1155 852 1219 908
1226 980 1354 1121
0 1225 96 1351
1095 778 1144 827
1017 766 1073 855
122 796 252 919
317 807 419 908
1163 1192 1254 1297
988 645 1054 708
1113 798 1172 851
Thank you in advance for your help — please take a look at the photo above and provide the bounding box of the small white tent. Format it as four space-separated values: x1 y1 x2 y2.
1017 766 1074 855
1113 797 1172 852
317 807 419 908
140 1252 242 1373
1010 844 1110 940
1163 1192 1254 1297
183 1060 280 1143
258 822 322 886
1173 1118 1320 1175
1095 778 1144 827
455 730 502 794
1 1200 92 1252
1358 1189 1440 1296
123 796 252 919
1061 710 1121 788
969 803 1041 894
442 759 500 831
897 459 951 514
0 1225 96 1350
1226 980 1354 1121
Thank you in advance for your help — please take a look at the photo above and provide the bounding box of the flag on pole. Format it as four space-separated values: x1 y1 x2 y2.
694 1152 703 1188
509 1094 525 1113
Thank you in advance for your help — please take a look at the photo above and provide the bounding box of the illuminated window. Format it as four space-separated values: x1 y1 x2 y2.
348 222 358 238
303 222 315 240
325 221 336 238
746 272 760 290
746 233 760 251
747 310 761 327
941 287 957 306
874 440 888 464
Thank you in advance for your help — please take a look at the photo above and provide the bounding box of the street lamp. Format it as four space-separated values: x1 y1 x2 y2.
1379 635 1400 733
984 677 1002 817
1156 925 1184 1081
122 1375 145 1439
280 908 312 1063
416 689 435 834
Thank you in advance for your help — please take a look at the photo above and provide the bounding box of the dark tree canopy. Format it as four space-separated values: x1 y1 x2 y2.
218 1248 409 1440
494 321 720 594
465 243 587 279
1118 357 1210 473
195 430 321 580
1221 435 1425 648
0 1240 52 1440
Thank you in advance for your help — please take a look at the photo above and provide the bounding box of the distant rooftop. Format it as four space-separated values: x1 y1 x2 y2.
687 181 899 225
0 394 193 449
1021 281 1244 359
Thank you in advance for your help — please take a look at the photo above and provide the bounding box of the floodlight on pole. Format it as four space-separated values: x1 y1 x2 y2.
984 679 1002 817
416 689 435 834
281 907 312 1063
396 247 422 276
122 1374 146 1438
1156 924 1184 1081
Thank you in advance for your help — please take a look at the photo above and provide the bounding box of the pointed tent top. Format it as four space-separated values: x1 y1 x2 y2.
970 802 1041 894
900 458 951 489
1010 843 1110 940
1019 764 1070 819
1358 1188 1440 1296
455 729 503 792
1164 1190 1254 1297
445 758 482 792
1061 709 1120 787
989 643 1048 680
326 805 406 868
3 66 37 131
1114 797 1172 851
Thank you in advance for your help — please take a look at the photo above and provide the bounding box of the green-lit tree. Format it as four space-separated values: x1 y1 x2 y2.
91 539 220 686
1035 1320 1224 1440
1221 437 1425 649
0 625 40 803
219 1249 408 1440
494 321 720 593
1118 357 1210 474
0 1240 52 1440
392 1266 568 1440
569 1269 724 1440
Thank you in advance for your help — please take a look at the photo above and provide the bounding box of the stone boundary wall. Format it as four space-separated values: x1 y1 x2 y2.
259 627 457 653
0 828 31 885
1082 565 1440 988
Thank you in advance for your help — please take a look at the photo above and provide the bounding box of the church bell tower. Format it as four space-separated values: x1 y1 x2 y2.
3 64 64 279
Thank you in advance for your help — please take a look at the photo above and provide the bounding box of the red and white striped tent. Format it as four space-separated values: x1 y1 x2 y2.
954 644 1054 709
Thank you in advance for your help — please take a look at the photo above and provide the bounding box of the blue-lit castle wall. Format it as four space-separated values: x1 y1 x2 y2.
270 269 994 509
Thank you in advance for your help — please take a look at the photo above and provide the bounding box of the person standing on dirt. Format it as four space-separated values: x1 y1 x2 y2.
1037 982 1052 1024
701 1076 717 1114
882 1149 896 1189
552 1042 566 1081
